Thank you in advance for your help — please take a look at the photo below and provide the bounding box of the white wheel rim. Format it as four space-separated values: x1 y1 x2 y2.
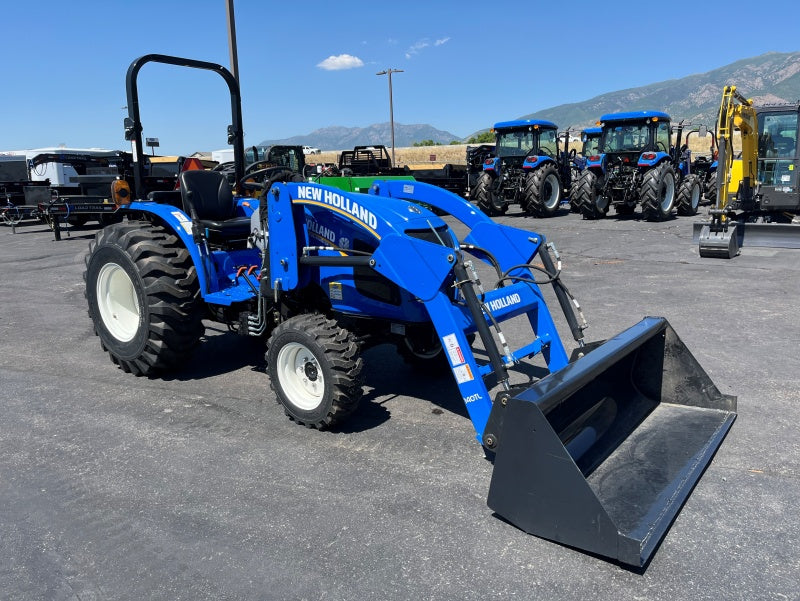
277 342 325 410
96 262 140 342
544 173 561 209
661 174 675 212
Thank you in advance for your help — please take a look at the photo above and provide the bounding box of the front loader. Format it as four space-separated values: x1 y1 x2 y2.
84 54 737 568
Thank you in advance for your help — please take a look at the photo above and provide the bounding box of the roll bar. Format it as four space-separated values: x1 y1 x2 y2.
124 54 245 199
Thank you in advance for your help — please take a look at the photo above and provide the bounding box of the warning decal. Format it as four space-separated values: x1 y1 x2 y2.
453 364 474 384
443 333 465 366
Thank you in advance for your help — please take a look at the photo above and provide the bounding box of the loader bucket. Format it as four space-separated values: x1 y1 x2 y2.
486 317 736 567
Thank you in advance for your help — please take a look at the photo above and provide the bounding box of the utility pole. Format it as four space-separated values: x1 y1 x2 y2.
225 0 240 85
376 68 404 165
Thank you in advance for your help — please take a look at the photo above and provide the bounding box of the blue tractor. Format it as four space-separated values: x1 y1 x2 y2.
471 120 567 217
83 55 737 567
574 111 702 220
568 126 602 212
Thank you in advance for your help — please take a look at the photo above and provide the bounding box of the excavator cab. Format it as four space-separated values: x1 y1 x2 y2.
757 105 800 213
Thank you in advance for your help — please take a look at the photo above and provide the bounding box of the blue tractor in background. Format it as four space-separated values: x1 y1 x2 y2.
568 126 602 212
574 111 702 220
471 120 568 218
681 125 719 203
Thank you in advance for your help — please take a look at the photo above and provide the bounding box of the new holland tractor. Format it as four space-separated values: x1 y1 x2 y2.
471 120 569 218
83 55 737 567
568 126 602 212
574 111 702 220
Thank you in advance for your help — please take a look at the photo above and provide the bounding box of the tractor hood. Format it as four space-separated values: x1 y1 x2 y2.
283 182 450 242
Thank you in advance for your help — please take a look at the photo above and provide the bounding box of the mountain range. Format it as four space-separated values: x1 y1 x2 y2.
259 123 460 151
520 51 800 131
260 51 800 150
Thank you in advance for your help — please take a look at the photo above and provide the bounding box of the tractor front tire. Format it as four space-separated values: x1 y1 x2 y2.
523 163 561 217
576 170 608 219
640 163 676 221
472 172 507 216
676 174 701 216
267 313 364 429
84 221 205 376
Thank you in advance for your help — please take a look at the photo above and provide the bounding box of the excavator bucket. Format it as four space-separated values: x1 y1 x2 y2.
697 222 740 258
486 317 736 567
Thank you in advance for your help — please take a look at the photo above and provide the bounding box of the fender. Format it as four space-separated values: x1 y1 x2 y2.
121 201 259 301
522 155 556 171
637 151 670 168
586 153 606 175
482 156 500 172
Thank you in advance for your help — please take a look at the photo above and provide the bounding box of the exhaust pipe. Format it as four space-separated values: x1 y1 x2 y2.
486 317 736 567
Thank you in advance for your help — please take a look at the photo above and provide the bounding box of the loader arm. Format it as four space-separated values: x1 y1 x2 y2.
715 85 759 212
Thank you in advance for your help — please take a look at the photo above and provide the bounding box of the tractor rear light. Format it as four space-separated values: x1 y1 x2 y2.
524 157 539 167
641 152 656 160
111 179 131 207
589 155 601 162
484 158 493 165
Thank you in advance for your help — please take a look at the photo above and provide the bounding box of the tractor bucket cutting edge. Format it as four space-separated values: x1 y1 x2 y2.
485 316 736 567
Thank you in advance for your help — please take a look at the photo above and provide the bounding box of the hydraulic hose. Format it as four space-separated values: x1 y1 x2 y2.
538 245 585 345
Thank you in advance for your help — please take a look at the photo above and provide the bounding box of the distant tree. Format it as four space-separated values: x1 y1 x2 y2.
466 131 495 144
449 140 461 145
412 139 442 147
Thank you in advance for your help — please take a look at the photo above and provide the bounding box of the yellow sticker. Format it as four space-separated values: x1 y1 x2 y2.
329 282 343 301
789 164 794 170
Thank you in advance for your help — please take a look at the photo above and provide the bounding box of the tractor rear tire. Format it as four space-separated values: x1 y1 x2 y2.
472 172 507 217
676 174 701 216
523 163 561 217
397 324 448 373
568 168 582 212
576 170 608 219
640 163 676 221
84 221 205 376
267 313 364 429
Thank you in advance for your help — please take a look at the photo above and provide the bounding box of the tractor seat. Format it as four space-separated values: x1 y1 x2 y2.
179 170 251 244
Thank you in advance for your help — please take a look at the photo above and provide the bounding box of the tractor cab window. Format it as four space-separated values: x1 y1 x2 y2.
758 112 798 159
601 123 650 153
496 130 535 157
538 129 557 158
655 122 671 153
267 146 304 171
758 111 799 188
582 135 600 157
244 145 272 164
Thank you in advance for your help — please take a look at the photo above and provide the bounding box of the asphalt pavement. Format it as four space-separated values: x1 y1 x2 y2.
1 205 798 600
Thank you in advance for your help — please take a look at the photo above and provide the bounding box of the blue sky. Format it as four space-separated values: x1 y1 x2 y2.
3 0 799 155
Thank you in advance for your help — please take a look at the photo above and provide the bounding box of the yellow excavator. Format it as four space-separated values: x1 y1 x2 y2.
697 85 800 257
